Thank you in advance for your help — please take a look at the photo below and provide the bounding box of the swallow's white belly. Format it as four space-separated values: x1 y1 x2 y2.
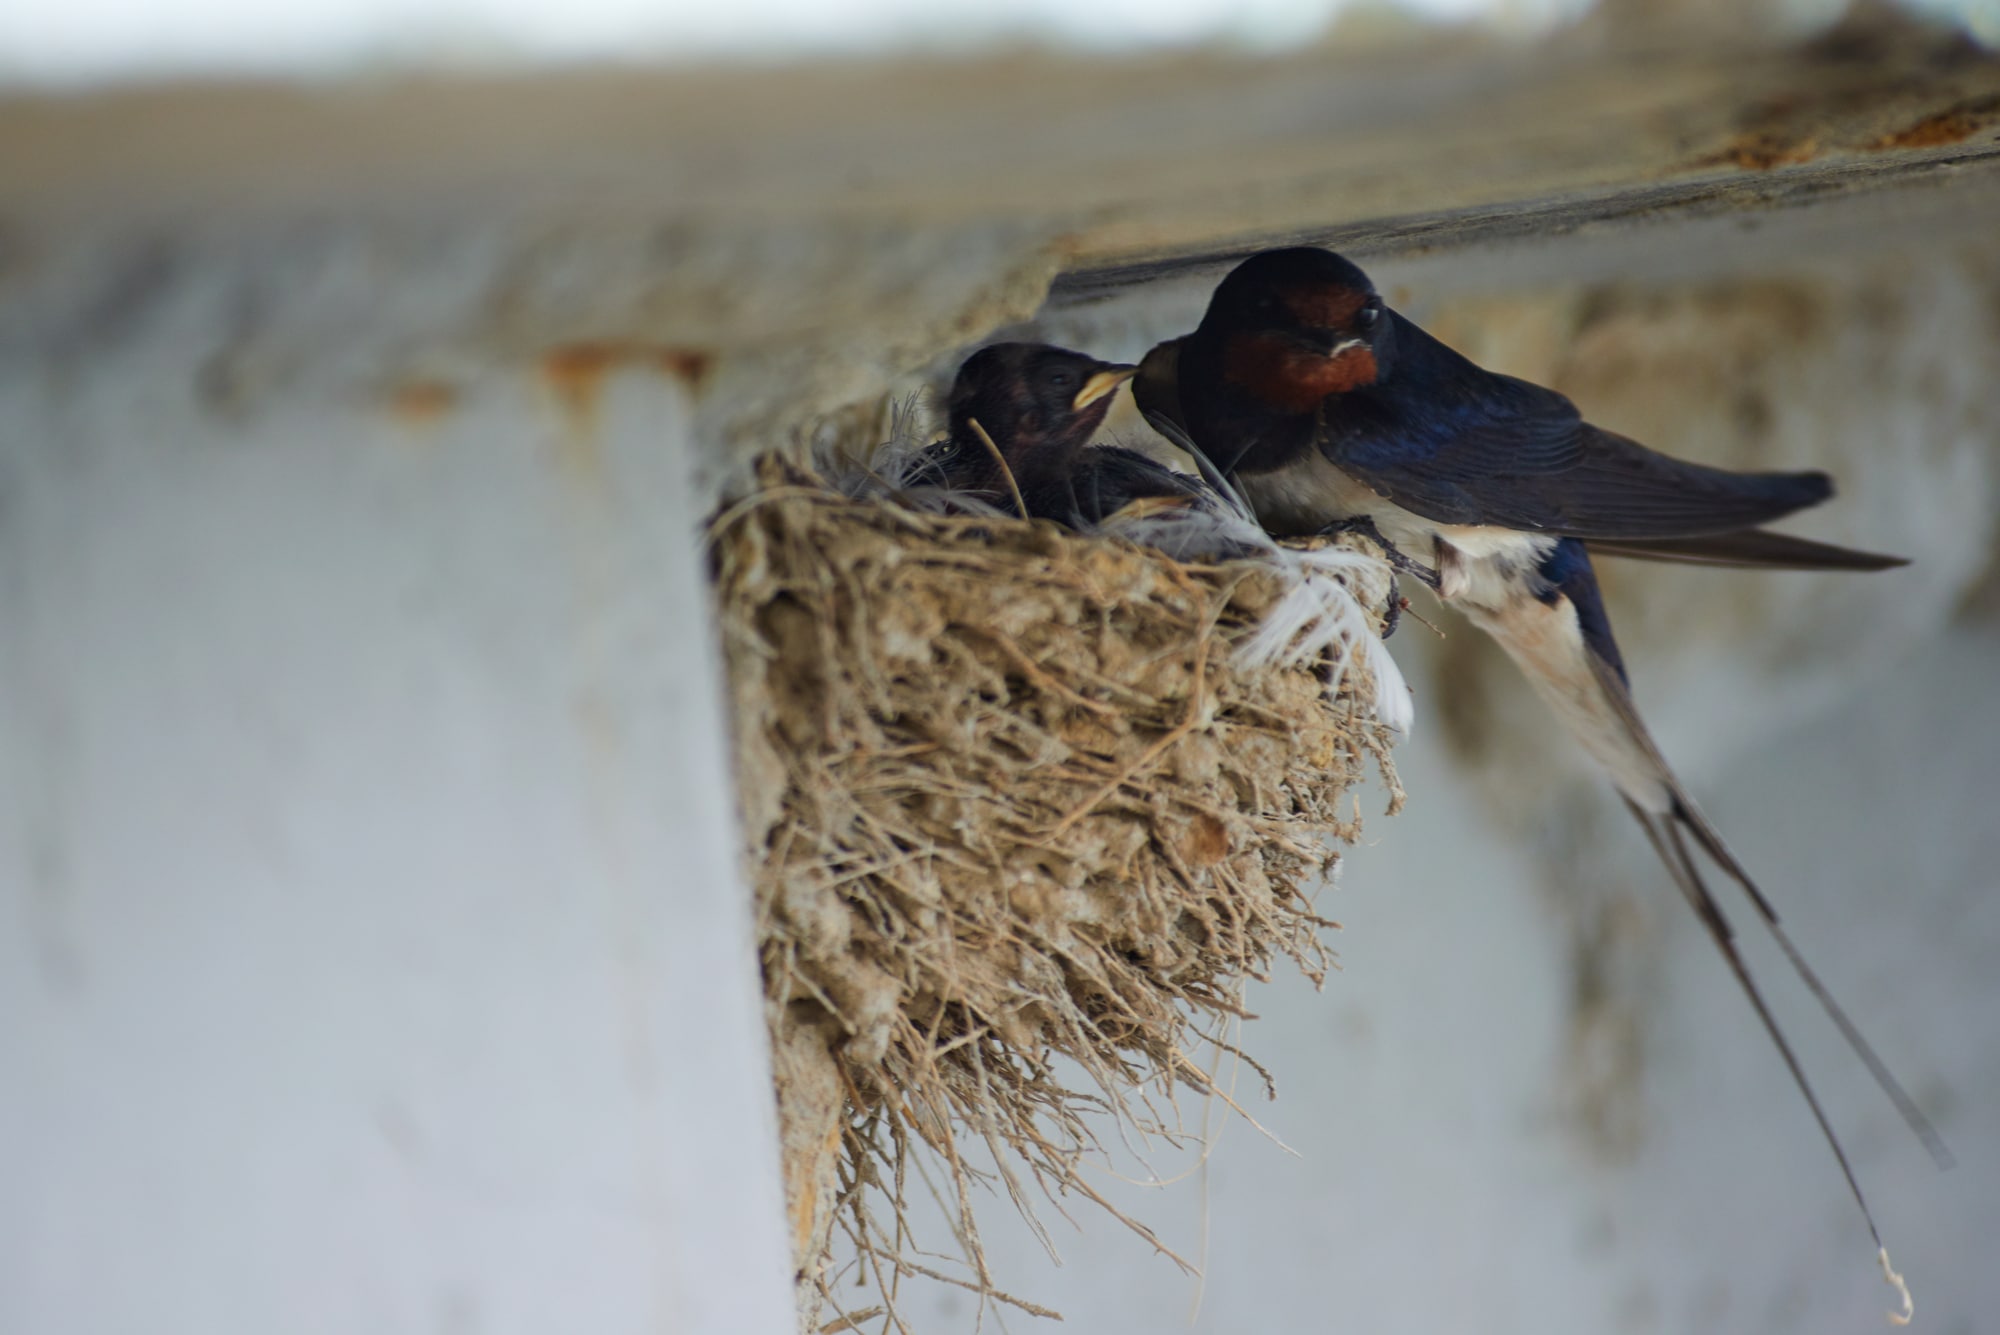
1237 449 1556 610
1459 591 1673 812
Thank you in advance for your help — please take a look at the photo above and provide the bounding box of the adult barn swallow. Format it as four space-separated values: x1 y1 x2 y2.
1136 247 1939 1302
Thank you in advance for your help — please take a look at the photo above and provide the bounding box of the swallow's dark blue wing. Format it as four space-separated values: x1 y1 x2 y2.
1053 446 1214 525
1587 529 1908 571
1328 313 1833 538
1534 538 1627 682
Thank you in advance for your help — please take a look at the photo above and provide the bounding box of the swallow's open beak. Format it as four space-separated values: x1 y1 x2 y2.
1072 364 1138 411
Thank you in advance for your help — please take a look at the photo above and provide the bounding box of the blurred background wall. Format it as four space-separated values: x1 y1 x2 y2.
4 1 1998 1332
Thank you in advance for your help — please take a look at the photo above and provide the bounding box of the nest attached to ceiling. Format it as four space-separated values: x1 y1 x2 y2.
711 457 1405 1332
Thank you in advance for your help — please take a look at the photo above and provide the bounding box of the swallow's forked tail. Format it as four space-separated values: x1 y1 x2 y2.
1622 792 1918 1326
1585 653 1951 1160
1587 653 1946 1327
1473 581 1943 1322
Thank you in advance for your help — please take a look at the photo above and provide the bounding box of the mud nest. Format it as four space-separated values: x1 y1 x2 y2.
712 460 1405 1330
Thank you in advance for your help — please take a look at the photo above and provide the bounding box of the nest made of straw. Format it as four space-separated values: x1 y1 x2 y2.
712 459 1404 1329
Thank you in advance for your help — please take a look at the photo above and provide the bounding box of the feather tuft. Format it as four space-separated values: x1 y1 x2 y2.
1231 546 1415 736
1092 455 1412 736
826 398 1010 517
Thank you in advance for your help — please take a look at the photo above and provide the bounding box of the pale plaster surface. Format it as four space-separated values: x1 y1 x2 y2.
0 322 796 1334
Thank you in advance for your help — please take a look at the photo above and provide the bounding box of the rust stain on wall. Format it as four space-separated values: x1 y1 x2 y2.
653 347 714 390
1701 130 1822 171
536 341 713 481
1873 95 2000 149
385 378 459 427
539 341 624 441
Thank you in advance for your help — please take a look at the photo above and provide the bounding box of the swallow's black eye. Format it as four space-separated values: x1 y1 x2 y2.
1355 302 1381 330
1045 369 1076 390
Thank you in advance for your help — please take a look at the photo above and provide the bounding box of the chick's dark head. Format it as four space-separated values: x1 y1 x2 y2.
947 343 1136 463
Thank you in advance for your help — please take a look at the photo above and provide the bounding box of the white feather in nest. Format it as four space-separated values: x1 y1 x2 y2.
1237 545 1415 738
820 398 1010 518
1096 487 1414 737
1088 489 1269 562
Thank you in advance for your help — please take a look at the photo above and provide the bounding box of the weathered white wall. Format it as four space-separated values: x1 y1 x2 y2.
0 270 796 1334
4 25 1999 1333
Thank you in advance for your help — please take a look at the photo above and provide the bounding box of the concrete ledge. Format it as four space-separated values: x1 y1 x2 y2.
5 15 1998 488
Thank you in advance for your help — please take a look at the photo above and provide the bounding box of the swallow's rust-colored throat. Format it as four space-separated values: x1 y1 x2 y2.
1221 331 1378 412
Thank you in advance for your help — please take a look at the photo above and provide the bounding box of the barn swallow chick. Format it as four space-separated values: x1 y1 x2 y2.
933 342 1219 530
1137 246 1936 1311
